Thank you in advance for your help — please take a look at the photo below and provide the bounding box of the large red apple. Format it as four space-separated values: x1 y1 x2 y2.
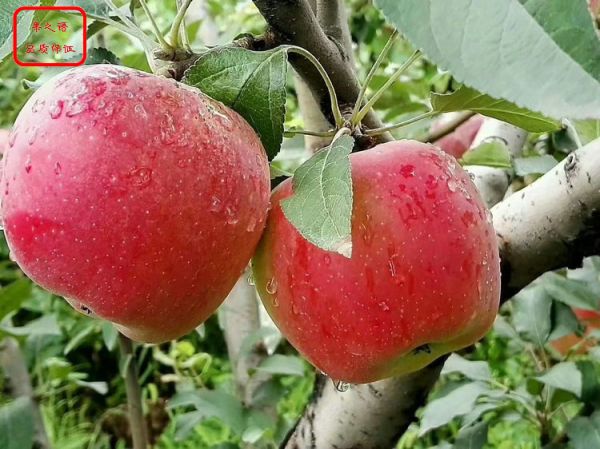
253 141 500 383
432 114 484 159
2 64 270 343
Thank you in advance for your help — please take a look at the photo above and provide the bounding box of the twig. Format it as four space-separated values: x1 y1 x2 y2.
365 111 435 136
424 111 476 143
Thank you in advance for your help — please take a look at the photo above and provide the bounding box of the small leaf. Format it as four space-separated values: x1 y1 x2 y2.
255 355 305 377
420 382 492 434
460 142 512 168
442 354 491 382
0 279 32 322
453 422 488 449
512 285 553 347
431 86 560 132
101 322 118 351
573 120 600 145
0 398 35 449
513 156 558 176
74 380 108 395
281 135 355 257
184 46 288 159
461 403 500 428
534 362 582 397
566 412 600 449
1 315 61 337
548 302 582 342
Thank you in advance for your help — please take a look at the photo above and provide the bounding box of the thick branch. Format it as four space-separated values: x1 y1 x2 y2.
494 137 600 298
252 0 389 139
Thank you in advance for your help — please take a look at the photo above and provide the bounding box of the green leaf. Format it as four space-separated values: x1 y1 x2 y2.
281 135 355 257
460 142 512 168
0 315 61 337
431 86 560 132
442 354 491 382
420 382 493 435
184 46 288 160
55 0 112 20
453 422 488 449
573 120 600 146
64 325 95 355
0 398 35 449
255 355 305 377
577 361 600 407
543 272 600 311
461 403 501 428
534 362 582 397
512 285 553 347
74 379 108 394
0 1 39 61
85 47 120 65
101 322 118 351
513 156 558 176
0 279 32 322
548 302 582 342
169 390 245 435
374 0 600 120
566 412 600 449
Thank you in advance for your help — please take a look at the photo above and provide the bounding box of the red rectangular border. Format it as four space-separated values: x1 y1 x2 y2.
13 6 87 67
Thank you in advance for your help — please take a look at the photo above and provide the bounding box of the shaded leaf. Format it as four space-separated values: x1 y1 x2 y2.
512 285 553 347
460 142 512 168
0 398 35 449
543 272 600 311
0 279 32 322
442 354 491 382
454 422 488 449
513 156 558 176
566 412 600 449
534 362 582 397
255 355 305 377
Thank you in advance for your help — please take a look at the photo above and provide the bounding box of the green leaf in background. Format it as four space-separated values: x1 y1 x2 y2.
184 46 288 160
534 362 582 397
512 285 553 347
0 398 35 449
0 314 61 337
548 302 582 342
55 0 111 20
374 0 600 120
101 321 118 351
0 278 32 322
577 361 600 407
543 272 600 311
0 0 42 61
513 156 558 176
573 120 600 146
255 355 306 377
431 86 560 132
442 354 491 382
453 422 488 449
460 142 512 168
281 135 355 257
420 382 493 435
566 411 600 449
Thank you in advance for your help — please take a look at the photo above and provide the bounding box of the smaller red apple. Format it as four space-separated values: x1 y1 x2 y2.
432 114 484 159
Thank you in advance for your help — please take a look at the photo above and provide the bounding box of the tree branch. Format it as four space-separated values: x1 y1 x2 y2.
252 0 390 141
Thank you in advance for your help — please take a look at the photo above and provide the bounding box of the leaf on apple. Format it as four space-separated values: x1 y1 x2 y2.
460 142 512 168
375 0 600 120
281 135 355 258
184 46 288 160
430 86 561 132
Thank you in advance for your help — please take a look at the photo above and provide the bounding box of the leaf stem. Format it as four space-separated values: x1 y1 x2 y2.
352 50 421 126
364 111 435 136
168 0 194 49
118 333 149 449
138 0 172 50
350 30 398 122
284 128 337 138
285 46 345 128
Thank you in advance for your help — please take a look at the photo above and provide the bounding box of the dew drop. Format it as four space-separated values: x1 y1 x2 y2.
66 100 87 117
31 98 45 113
378 301 390 311
210 196 223 213
28 127 39 145
226 206 239 225
49 100 65 119
54 162 62 175
130 167 152 187
247 271 255 286
8 129 17 147
447 178 458 193
246 214 258 232
332 379 350 392
485 208 493 224
24 155 32 173
266 278 278 295
400 164 415 178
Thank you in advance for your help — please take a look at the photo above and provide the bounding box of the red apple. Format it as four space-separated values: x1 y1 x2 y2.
0 129 9 155
2 65 270 343
253 141 500 383
432 114 484 159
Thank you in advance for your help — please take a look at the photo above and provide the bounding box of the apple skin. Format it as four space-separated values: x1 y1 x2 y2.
0 129 10 155
253 141 500 383
2 64 270 343
433 114 484 159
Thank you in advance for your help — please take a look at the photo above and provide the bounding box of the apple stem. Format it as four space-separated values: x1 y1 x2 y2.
285 46 345 129
350 30 399 124
168 0 194 50
364 110 436 137
118 333 150 449
138 0 173 51
352 50 422 127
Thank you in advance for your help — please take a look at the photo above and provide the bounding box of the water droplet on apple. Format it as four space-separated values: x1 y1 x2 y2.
54 162 62 175
266 278 278 295
28 127 39 145
49 100 65 119
134 104 148 118
246 214 258 232
210 196 223 213
247 271 255 286
66 100 87 117
447 178 458 192
400 164 415 178
24 156 32 174
378 301 390 311
8 251 16 262
226 206 239 225
8 129 17 147
332 379 350 392
31 98 45 113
